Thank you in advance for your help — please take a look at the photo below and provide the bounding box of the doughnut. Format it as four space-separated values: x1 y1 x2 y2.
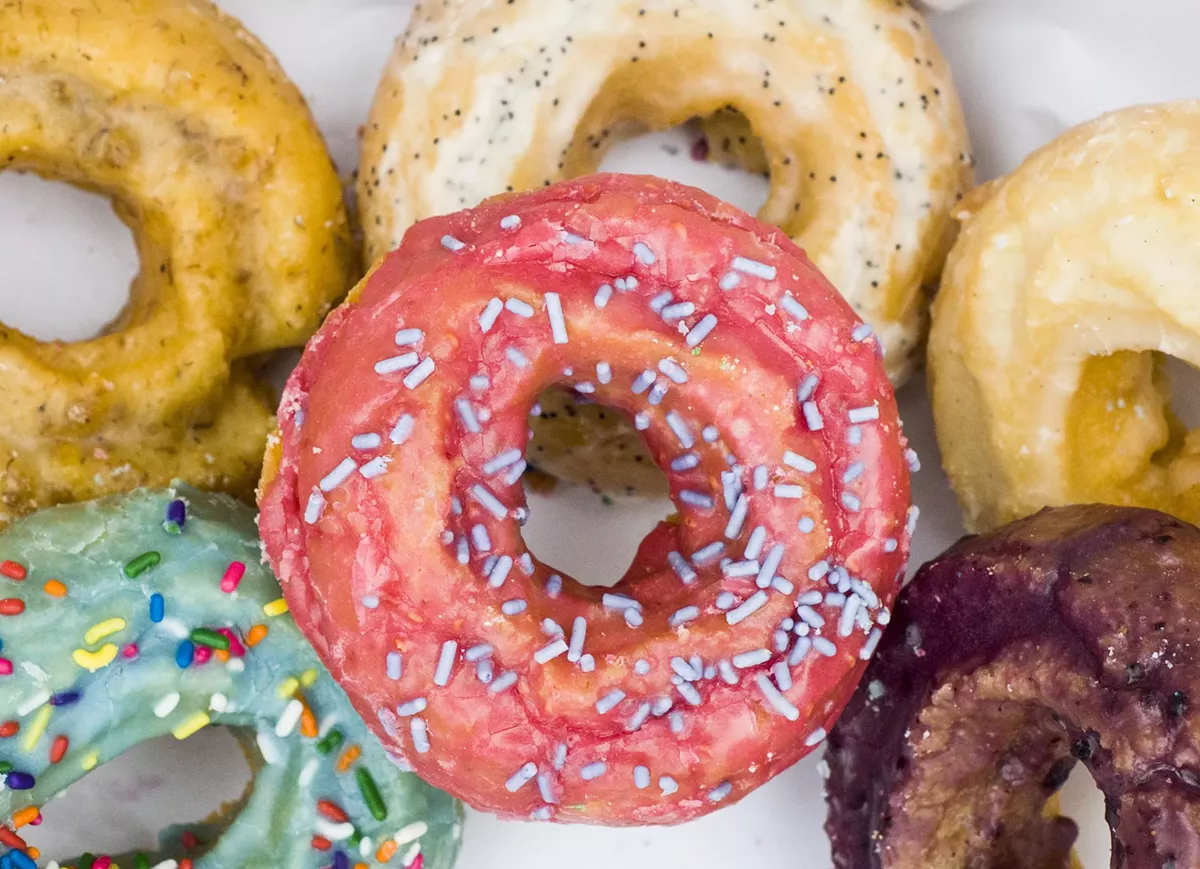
929 102 1200 532
0 487 461 869
825 504 1200 868
0 0 356 526
358 0 971 492
259 173 915 825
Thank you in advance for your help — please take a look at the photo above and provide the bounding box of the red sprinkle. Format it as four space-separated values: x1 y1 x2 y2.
94 857 112 869
122 644 140 659
0 561 26 580
49 734 69 764
193 646 213 665
220 561 246 593
0 658 13 676
316 799 349 823
179 861 194 869
0 826 27 849
181 831 198 849
410 855 425 869
311 835 332 851
0 721 17 738
218 627 245 658
0 598 25 616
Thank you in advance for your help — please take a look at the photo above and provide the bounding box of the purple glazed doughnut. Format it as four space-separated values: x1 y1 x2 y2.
825 504 1200 868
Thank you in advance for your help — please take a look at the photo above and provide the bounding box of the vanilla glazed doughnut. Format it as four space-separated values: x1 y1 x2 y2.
0 0 356 526
0 488 461 869
359 0 970 492
826 504 1200 868
930 101 1200 532
260 174 915 825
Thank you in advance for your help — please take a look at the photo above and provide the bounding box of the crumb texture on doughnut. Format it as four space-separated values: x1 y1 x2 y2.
260 174 914 825
826 504 1200 869
930 101 1200 532
0 0 357 526
360 0 972 385
0 487 461 869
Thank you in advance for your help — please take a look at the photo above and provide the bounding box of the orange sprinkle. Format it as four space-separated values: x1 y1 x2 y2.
215 649 230 663
376 840 398 863
312 835 332 851
25 847 39 860
43 579 67 598
316 799 349 823
11 807 39 828
299 706 318 739
355 864 369 869
179 860 194 869
406 612 425 624
0 721 17 738
246 624 269 647
336 744 362 773
0 561 26 580
49 734 69 764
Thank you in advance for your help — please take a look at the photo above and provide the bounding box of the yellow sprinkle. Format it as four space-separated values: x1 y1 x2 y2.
300 669 318 687
277 676 300 699
172 711 211 740
72 643 118 672
264 598 289 617
84 617 127 646
82 750 99 771
22 704 51 752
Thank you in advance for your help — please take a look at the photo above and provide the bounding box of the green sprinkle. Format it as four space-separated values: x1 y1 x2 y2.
190 628 230 651
356 766 388 821
135 854 151 869
80 855 96 869
692 347 701 355
0 761 11 773
163 520 182 535
315 727 344 755
601 494 614 507
124 551 161 578
348 829 364 849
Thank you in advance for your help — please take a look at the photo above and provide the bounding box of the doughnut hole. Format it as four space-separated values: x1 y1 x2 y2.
1057 765 1112 868
1067 352 1200 525
0 172 138 341
23 726 252 861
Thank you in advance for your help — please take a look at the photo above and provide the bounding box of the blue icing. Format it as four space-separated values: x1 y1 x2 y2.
0 487 462 869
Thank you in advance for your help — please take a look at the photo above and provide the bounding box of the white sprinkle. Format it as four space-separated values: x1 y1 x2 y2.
852 323 873 342
581 762 607 781
489 672 518 693
634 412 651 430
756 544 786 588
842 462 866 483
860 628 883 659
796 590 823 606
315 819 356 842
567 617 587 662
805 727 828 747
154 692 181 718
732 648 771 668
679 490 713 510
808 560 830 581
394 328 424 347
502 599 527 616
360 456 391 479
676 682 702 706
256 731 282 765
470 484 508 519
649 291 673 312
838 597 862 638
797 373 820 402
709 781 733 802
772 661 793 692
784 452 817 474
602 593 642 612
745 526 768 560
441 235 466 251
579 654 596 672
648 380 669 406
667 551 697 585
518 553 534 575
470 524 493 553
615 276 639 291
660 775 679 795
671 657 701 681
724 559 760 578
534 638 569 664
686 313 718 347
780 294 809 322
594 284 613 307
394 821 430 845
505 298 535 318
773 577 794 594
562 231 588 245
487 555 513 589
480 298 504 332
482 448 523 475
661 301 696 321
634 765 651 788
755 672 799 720
632 369 656 394
374 352 419 375
634 659 651 676
848 405 880 423
665 411 695 448
455 537 470 564
671 452 700 471
276 698 304 737
722 494 750 541
624 609 644 627
658 358 688 383
304 489 326 524
545 575 563 597
732 256 777 280
803 401 824 431
506 761 538 792
719 271 741 291
789 636 812 665
715 591 736 610
907 505 921 536
465 644 493 663
502 460 527 486
596 689 626 715
404 357 436 389
433 641 458 687
796 606 825 629
632 241 657 264
670 606 700 626
905 448 921 472
798 516 816 534
390 414 414 444
319 458 358 492
774 484 805 500
753 465 769 490
592 361 613 385
352 433 382 450
455 397 481 433
813 637 838 657
841 492 862 512
386 652 403 680
726 590 769 625
703 425 719 442
848 426 863 445
411 718 431 753
691 541 725 565
537 772 558 804
500 214 521 230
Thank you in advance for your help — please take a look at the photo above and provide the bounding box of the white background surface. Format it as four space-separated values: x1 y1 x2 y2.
6 0 1200 865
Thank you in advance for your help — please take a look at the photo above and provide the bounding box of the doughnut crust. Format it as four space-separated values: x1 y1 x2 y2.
260 174 914 825
826 504 1200 869
930 102 1200 532
0 0 356 526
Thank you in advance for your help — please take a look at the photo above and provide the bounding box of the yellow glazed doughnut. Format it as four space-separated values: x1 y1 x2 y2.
0 0 356 526
930 101 1200 531
359 0 972 385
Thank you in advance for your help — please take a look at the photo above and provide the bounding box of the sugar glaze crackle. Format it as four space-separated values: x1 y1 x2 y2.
260 174 915 825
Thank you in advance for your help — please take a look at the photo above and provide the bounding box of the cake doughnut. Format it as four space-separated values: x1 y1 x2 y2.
0 487 461 869
825 504 1200 868
930 102 1200 532
359 0 971 492
0 0 356 526
259 174 915 825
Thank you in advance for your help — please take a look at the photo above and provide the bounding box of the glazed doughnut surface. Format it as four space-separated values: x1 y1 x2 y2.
930 101 1200 531
261 174 914 825
360 0 972 384
0 0 356 526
